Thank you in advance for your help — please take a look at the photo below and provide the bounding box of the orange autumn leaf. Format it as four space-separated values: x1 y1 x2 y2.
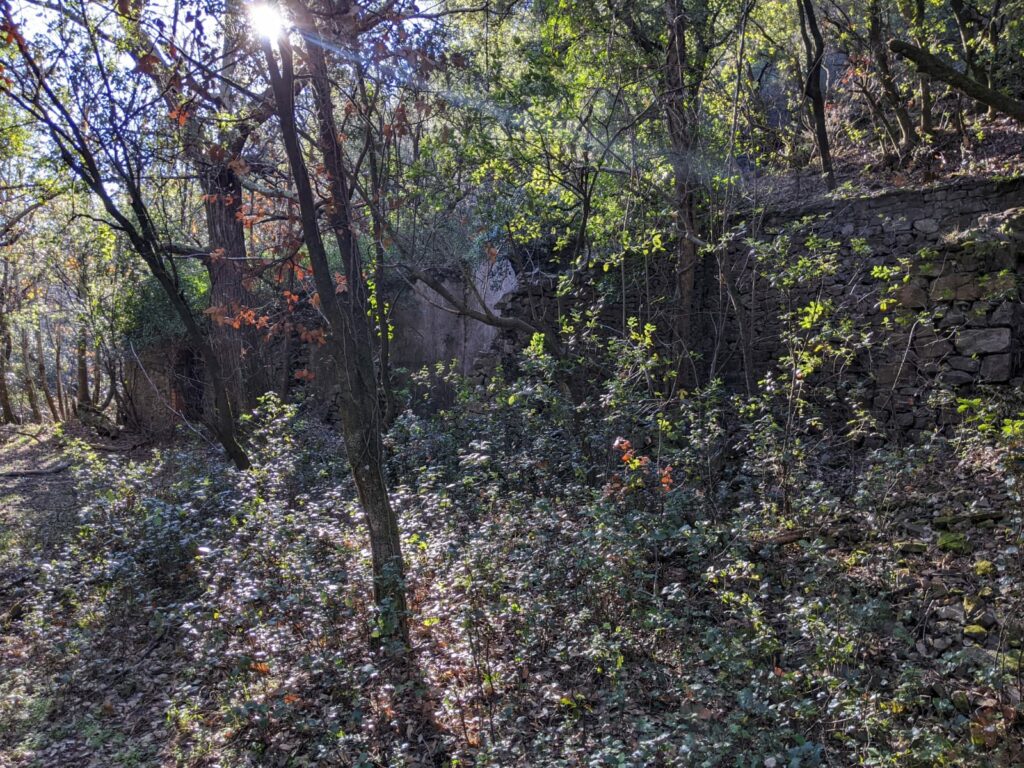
251 661 270 675
168 106 190 126
660 465 674 492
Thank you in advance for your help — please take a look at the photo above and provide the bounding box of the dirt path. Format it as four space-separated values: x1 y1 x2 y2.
0 427 180 768
0 428 78 561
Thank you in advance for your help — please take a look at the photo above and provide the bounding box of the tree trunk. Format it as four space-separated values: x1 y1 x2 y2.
35 328 60 421
889 39 1024 123
868 0 917 151
907 0 934 134
663 0 702 379
263 26 409 645
797 0 836 189
0 306 18 423
202 163 267 412
950 0 985 83
53 330 68 421
21 328 41 422
91 349 102 405
76 332 90 405
362 91 397 424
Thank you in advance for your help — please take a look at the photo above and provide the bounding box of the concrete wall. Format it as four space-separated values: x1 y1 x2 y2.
123 260 518 429
388 260 517 377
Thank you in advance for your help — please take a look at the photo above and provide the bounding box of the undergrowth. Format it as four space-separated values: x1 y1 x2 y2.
3 338 1024 766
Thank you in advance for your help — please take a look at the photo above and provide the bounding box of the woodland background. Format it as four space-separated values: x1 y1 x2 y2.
2 0 1024 765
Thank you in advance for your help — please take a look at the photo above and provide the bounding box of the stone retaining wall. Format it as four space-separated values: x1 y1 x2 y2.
485 176 1024 436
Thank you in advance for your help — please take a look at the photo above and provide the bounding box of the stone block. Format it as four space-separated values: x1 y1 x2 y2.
915 258 951 278
956 328 1010 356
937 407 964 425
939 370 976 387
937 308 966 328
897 282 928 308
990 301 1016 327
979 271 1018 300
914 218 940 234
930 274 982 302
948 356 981 373
915 409 936 428
980 354 1012 382
966 303 992 327
916 337 954 359
883 216 912 233
876 363 913 386
895 412 915 427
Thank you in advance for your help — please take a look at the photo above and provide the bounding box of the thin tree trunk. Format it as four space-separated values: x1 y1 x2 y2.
91 348 102 405
950 0 984 83
855 79 900 152
901 0 933 133
361 82 397 424
20 328 41 422
797 0 836 189
107 358 130 426
919 76 933 134
0 306 18 423
76 332 89 405
35 328 59 421
53 330 67 421
664 0 703 380
263 25 409 645
869 0 917 150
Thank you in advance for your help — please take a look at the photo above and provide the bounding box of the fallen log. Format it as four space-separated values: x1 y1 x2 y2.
0 461 70 477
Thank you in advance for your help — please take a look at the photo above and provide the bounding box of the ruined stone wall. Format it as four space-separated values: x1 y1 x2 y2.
123 261 517 429
485 176 1024 436
121 344 199 435
706 177 1024 436
124 176 1024 436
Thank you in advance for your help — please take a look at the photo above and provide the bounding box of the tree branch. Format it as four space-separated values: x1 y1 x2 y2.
888 39 1024 122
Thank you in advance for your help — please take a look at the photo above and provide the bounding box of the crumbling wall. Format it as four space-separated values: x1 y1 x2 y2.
484 176 1024 436
714 177 1024 437
388 260 516 378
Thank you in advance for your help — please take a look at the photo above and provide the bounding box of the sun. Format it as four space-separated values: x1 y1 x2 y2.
249 3 286 41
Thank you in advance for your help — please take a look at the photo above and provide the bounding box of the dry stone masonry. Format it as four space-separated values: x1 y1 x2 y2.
710 177 1024 436
485 176 1024 437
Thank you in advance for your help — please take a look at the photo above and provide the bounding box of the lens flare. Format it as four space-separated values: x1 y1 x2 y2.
249 4 286 40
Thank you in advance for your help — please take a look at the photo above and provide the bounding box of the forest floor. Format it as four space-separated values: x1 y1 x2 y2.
2 401 1024 766
747 115 1024 209
0 427 177 767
